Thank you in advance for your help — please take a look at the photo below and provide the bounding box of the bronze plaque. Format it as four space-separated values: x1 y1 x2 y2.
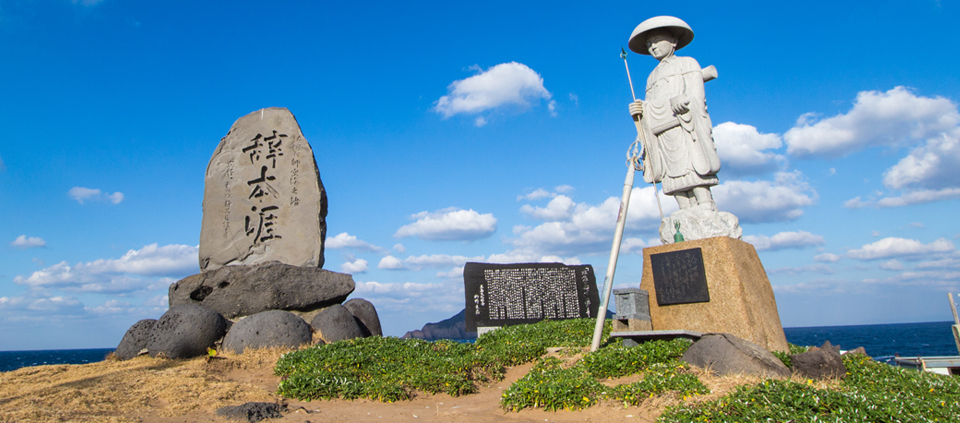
650 248 709 306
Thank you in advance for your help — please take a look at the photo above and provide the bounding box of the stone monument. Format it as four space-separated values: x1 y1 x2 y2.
627 16 741 244
199 107 327 271
463 262 600 334
116 108 381 360
619 17 787 352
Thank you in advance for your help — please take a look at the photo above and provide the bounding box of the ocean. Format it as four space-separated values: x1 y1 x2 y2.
1 321 957 373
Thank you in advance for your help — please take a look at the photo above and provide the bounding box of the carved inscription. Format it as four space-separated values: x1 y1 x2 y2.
199 107 326 272
464 262 599 332
240 131 286 245
650 248 710 306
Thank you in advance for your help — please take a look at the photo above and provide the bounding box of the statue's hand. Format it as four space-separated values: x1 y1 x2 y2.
670 94 690 115
628 100 643 118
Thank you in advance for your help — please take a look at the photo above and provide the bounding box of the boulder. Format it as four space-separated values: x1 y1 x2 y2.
310 304 364 343
146 305 228 359
660 204 742 244
343 298 382 337
199 107 327 272
168 261 355 319
682 333 791 378
792 340 847 380
223 310 312 353
842 346 869 356
216 402 285 423
115 319 156 360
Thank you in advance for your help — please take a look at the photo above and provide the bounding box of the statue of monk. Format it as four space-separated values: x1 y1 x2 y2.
627 16 721 211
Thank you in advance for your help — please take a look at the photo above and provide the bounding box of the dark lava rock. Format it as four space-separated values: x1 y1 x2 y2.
146 304 227 359
343 298 382 337
792 340 847 380
115 319 157 360
216 402 285 422
310 304 363 343
168 261 355 319
842 346 869 356
223 310 312 354
682 333 791 378
402 308 477 340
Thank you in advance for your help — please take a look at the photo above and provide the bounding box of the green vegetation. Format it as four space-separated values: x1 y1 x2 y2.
274 319 959 423
501 339 706 412
274 318 612 402
660 354 960 423
771 343 810 368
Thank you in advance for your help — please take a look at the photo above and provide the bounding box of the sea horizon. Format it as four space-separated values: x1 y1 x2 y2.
2 320 957 373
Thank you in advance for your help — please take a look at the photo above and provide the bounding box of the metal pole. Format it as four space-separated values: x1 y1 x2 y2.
590 161 636 351
622 48 663 221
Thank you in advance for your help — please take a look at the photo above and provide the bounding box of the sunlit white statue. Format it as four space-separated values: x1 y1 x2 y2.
627 16 741 243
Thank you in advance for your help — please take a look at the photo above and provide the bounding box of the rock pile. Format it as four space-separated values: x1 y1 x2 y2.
115 108 381 360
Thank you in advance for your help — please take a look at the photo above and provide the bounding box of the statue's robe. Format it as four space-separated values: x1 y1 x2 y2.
641 55 721 194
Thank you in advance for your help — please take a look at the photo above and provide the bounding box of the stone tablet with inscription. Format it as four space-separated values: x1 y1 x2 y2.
463 262 599 332
199 108 327 271
650 248 710 306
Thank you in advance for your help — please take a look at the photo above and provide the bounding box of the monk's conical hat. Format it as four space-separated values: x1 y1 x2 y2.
628 16 694 55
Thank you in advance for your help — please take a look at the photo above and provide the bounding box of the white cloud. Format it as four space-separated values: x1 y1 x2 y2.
555 185 574 193
12 244 198 293
436 266 464 279
814 253 842 263
770 264 835 275
743 231 825 251
518 188 555 201
880 259 904 271
548 100 557 117
403 254 485 270
714 171 817 223
713 122 785 177
847 237 955 260
0 294 86 320
393 243 406 253
10 235 46 249
882 132 960 190
474 116 487 127
378 255 405 270
341 258 369 274
352 280 462 314
784 87 960 158
569 93 579 106
507 186 673 258
434 62 553 119
325 232 385 253
68 187 124 204
520 195 575 221
846 188 960 209
395 208 497 241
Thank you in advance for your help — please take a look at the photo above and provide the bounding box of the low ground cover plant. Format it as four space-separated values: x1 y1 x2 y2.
274 318 612 402
500 339 707 412
659 354 960 422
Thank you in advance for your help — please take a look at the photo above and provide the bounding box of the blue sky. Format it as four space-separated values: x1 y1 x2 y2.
2 0 959 350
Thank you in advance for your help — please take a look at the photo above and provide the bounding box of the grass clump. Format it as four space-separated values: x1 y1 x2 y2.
659 354 960 422
474 317 610 365
501 339 708 412
275 337 499 402
500 357 604 411
607 362 710 406
275 318 610 402
579 338 690 378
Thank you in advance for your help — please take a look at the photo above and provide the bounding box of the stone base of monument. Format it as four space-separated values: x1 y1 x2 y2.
639 236 789 352
116 263 382 359
659 205 742 245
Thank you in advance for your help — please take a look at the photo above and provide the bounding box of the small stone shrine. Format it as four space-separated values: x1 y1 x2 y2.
199 107 327 271
617 16 787 352
116 108 380 360
464 262 599 334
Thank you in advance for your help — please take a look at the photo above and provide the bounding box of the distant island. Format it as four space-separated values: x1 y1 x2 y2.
402 309 476 340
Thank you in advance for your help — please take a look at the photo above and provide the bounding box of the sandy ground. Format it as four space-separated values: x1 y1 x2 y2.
0 347 802 423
